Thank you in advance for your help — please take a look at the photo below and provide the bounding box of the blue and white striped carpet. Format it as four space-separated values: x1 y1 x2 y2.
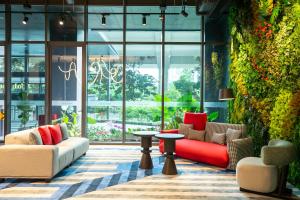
0 145 299 200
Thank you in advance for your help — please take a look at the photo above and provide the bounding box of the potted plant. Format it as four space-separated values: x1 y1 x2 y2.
17 91 32 130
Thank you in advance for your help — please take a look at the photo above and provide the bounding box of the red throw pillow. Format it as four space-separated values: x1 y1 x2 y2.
48 124 63 145
38 126 53 145
183 112 207 131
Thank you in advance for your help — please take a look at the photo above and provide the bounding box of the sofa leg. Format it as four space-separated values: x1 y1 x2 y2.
44 179 51 183
0 178 5 183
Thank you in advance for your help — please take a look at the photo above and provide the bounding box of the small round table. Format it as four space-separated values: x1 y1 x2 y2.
133 131 159 169
155 133 184 175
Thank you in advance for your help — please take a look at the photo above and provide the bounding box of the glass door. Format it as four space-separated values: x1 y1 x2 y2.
50 45 84 137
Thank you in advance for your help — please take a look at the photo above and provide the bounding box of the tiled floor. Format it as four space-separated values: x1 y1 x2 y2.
0 145 299 200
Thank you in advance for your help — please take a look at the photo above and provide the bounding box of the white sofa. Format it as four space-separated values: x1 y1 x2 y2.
0 127 89 180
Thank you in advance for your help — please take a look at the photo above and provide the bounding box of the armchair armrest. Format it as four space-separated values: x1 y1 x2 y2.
0 145 59 179
261 143 296 166
227 137 253 170
160 129 179 134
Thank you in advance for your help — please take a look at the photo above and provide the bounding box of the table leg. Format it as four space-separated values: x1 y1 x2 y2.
139 137 153 169
162 139 177 175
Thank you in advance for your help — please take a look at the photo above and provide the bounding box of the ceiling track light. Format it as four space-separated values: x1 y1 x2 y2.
23 0 32 10
59 15 65 26
22 14 28 25
101 14 106 25
181 0 189 17
142 14 149 26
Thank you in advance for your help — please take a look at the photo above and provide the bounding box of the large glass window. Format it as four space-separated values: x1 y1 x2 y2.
47 6 84 41
11 44 45 132
126 45 162 141
11 5 45 41
51 46 82 137
88 6 123 42
126 7 162 42
165 6 201 42
164 45 201 128
0 46 4 139
0 5 5 41
87 44 123 142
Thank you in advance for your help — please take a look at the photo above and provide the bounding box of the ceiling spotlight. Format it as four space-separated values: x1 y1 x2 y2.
58 16 64 26
142 14 147 26
181 0 189 17
22 15 28 25
159 13 164 21
23 0 32 10
101 14 106 25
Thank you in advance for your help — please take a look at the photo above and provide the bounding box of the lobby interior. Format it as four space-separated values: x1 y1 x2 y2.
0 0 299 199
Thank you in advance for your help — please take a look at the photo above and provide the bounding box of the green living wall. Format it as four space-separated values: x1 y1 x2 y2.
228 0 300 187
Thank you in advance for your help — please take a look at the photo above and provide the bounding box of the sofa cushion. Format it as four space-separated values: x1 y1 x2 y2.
57 137 89 161
5 128 38 145
226 128 242 144
175 139 229 168
30 129 43 145
178 123 193 138
49 124 63 145
59 123 69 140
187 129 205 141
211 132 226 145
57 146 74 171
183 112 207 131
38 126 53 145
205 122 246 142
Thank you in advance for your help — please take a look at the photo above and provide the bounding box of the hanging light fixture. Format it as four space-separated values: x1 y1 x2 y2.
58 15 64 26
101 14 106 25
22 14 28 25
181 0 189 17
219 88 235 101
142 14 147 26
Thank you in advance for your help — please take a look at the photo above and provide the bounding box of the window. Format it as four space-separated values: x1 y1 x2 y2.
0 5 5 41
11 44 45 132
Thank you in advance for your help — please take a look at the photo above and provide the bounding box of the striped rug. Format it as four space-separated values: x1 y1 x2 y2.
0 145 299 200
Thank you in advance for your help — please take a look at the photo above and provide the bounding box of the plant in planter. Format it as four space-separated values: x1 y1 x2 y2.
17 91 32 130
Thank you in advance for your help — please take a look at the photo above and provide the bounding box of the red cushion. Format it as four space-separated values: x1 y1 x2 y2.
48 124 63 145
159 139 229 168
38 126 53 145
183 112 207 130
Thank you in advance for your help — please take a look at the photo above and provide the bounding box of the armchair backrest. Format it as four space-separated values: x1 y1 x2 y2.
183 112 207 131
205 122 246 142
261 139 296 167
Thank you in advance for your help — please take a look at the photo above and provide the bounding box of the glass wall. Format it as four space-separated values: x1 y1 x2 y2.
164 45 201 128
87 44 123 142
0 46 4 139
0 5 5 40
51 46 82 137
11 44 45 132
126 45 162 141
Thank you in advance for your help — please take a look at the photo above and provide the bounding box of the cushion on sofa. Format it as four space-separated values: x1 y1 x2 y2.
38 126 53 145
187 129 205 141
59 123 69 140
178 123 193 138
57 137 89 161
30 129 43 145
176 139 229 168
183 112 207 131
48 124 63 145
226 128 242 144
211 132 226 145
5 128 39 145
205 122 246 142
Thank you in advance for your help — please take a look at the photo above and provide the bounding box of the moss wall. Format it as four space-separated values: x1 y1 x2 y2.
228 0 300 187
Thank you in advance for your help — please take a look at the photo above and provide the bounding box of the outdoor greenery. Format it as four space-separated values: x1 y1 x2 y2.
229 0 300 187
17 91 32 129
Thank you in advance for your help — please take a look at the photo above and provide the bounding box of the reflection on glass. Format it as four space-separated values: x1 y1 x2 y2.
11 5 45 41
0 5 5 41
126 45 161 141
51 46 82 137
204 44 228 122
164 45 201 129
47 6 84 41
87 45 123 142
126 7 162 42
11 44 45 132
0 46 4 139
88 6 123 42
165 6 201 42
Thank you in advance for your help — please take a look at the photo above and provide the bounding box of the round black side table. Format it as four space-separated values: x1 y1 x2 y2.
155 133 184 175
